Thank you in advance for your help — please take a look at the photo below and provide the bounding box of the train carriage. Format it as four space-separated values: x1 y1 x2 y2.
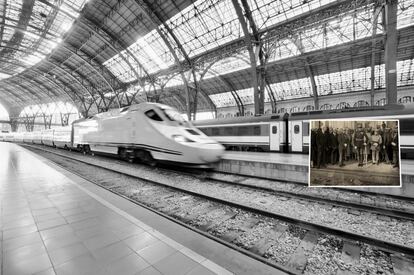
194 114 288 152
41 129 55 147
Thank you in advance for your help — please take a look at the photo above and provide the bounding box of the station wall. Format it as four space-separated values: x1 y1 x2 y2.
216 86 414 118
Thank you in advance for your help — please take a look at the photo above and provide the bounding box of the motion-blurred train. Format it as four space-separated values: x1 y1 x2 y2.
2 103 413 160
194 104 414 159
1 103 225 166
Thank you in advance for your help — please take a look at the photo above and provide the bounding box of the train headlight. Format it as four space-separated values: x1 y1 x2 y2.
172 135 194 143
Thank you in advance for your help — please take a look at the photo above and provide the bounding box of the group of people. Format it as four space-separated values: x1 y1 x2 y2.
311 122 399 169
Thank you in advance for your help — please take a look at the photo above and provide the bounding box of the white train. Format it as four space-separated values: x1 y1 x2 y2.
1 103 225 166
194 104 414 159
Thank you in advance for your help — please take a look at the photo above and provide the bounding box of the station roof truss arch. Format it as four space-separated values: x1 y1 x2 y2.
0 0 413 118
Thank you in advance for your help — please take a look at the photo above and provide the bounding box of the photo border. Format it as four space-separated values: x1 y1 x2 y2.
308 118 402 188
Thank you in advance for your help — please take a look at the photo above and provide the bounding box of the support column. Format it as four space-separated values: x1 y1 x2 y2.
232 0 263 115
10 118 19 132
384 0 398 104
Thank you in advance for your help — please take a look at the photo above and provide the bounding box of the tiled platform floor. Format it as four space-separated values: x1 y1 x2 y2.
0 143 283 275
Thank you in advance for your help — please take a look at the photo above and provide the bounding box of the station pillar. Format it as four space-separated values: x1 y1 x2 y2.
384 0 398 104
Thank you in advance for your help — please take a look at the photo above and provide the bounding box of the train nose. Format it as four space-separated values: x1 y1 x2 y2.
198 143 225 163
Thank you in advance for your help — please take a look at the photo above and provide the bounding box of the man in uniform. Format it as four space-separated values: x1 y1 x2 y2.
353 123 368 167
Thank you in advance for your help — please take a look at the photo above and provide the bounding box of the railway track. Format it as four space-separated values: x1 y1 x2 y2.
24 144 414 275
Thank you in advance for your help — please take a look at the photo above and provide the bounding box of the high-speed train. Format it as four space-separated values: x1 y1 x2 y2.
2 103 225 166
194 104 414 159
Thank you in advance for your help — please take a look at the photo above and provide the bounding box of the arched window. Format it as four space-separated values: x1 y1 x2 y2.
245 111 253 116
398 96 412 104
277 108 286 114
303 105 314 111
353 100 369 107
225 113 233 118
375 98 386 106
217 113 225 119
320 104 332 110
336 102 350 109
290 106 299 113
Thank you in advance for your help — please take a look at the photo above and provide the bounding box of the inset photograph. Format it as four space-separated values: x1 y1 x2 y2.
309 120 401 187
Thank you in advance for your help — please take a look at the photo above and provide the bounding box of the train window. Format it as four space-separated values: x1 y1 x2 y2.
145 110 163 121
238 126 248 136
186 129 200 135
254 126 261 135
400 119 414 134
303 122 309 136
272 126 277 134
294 125 300 134
212 128 219 136
224 127 233 135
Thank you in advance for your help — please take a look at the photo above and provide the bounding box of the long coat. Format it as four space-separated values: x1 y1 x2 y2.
338 133 349 151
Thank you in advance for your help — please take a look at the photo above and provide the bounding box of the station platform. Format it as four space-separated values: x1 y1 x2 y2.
214 151 414 198
0 143 281 275
213 152 308 183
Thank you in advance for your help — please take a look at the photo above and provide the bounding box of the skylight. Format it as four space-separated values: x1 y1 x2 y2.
0 0 88 80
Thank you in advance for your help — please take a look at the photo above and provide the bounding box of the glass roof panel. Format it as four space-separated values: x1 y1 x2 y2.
398 58 414 86
204 52 250 79
209 92 237 108
166 0 241 58
269 77 312 100
0 0 87 80
247 0 339 30
315 65 386 96
398 0 414 29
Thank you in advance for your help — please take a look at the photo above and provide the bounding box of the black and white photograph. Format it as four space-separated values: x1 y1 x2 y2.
1 0 414 274
310 120 401 187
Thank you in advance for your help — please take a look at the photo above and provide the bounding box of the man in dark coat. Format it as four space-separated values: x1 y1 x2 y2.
330 128 339 165
382 128 391 164
337 128 349 167
391 126 399 168
353 123 368 167
311 128 317 167
316 127 327 168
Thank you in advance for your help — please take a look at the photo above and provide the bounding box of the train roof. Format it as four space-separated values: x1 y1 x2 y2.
288 104 412 120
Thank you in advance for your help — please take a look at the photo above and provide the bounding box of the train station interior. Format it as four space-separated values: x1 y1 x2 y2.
1 0 414 274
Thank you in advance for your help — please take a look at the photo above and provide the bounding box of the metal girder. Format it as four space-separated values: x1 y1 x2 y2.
61 41 122 91
3 79 43 103
291 36 319 109
0 86 28 107
37 0 147 91
384 0 398 104
370 5 383 105
232 0 263 115
38 74 90 116
0 0 35 57
39 60 100 111
132 0 213 119
31 68 86 107
46 55 110 108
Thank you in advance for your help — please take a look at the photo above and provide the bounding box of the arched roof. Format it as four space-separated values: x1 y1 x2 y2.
1 0 413 117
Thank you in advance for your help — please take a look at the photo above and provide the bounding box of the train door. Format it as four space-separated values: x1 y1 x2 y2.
291 121 303 152
269 122 280 151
